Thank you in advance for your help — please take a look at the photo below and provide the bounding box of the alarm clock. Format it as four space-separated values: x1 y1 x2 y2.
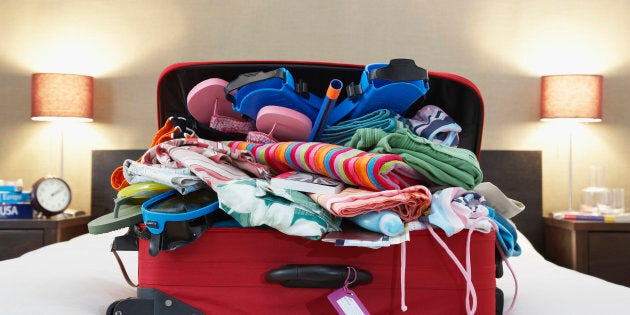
30 176 72 217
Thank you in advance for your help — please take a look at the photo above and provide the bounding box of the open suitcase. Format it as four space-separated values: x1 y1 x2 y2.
106 60 500 315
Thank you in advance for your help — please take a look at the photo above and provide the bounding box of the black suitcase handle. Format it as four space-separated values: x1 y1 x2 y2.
265 264 372 288
368 58 428 82
224 68 286 102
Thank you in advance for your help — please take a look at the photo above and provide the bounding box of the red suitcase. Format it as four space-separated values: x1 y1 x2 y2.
108 60 495 315
136 227 496 315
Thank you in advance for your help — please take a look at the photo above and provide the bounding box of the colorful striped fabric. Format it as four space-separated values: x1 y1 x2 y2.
223 141 425 191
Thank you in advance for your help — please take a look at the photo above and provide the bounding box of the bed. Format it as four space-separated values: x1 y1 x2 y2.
0 150 628 314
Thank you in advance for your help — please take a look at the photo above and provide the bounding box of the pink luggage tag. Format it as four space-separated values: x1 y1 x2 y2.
327 267 370 315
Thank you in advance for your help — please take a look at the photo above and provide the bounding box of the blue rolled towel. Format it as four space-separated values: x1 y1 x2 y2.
320 109 407 145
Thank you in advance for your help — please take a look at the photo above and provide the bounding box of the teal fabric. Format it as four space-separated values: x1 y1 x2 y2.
348 128 483 189
319 109 408 145
214 178 341 239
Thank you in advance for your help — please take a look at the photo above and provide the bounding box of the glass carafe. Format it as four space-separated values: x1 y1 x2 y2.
580 166 611 214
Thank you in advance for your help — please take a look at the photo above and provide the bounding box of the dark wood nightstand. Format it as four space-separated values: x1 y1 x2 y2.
544 216 630 287
0 215 91 261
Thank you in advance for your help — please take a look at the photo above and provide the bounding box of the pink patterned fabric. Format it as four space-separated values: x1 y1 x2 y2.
209 114 255 134
140 138 269 189
310 185 432 223
246 131 278 144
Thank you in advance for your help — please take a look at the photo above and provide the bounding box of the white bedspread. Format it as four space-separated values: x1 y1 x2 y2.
497 231 630 314
0 229 629 314
0 230 137 314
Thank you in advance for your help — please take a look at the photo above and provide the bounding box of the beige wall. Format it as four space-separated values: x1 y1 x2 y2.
0 0 628 217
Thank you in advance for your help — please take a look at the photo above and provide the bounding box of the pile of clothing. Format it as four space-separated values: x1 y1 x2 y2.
93 61 523 262
99 103 521 260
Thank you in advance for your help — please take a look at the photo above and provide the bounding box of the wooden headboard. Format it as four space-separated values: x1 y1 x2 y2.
91 149 544 253
91 149 145 219
478 150 544 253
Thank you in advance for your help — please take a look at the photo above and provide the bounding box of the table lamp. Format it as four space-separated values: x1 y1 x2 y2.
31 73 94 178
540 74 603 211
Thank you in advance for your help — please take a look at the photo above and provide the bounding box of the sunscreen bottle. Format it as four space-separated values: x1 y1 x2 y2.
348 210 404 236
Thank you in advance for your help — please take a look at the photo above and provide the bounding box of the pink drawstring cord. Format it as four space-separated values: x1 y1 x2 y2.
427 223 477 315
402 218 518 314
425 216 519 315
400 240 408 312
496 240 518 314
343 266 358 294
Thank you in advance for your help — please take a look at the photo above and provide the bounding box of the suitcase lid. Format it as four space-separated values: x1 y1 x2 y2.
154 60 484 156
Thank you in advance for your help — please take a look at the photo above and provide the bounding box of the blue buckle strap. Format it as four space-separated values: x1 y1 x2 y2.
226 67 323 122
326 59 430 125
142 189 220 235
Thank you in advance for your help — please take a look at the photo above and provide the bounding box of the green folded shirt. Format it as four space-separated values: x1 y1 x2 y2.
348 128 483 189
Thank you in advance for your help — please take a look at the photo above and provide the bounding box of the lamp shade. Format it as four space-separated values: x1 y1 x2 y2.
31 73 94 122
540 74 602 122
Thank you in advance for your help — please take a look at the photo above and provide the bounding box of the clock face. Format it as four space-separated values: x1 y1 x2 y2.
33 177 71 214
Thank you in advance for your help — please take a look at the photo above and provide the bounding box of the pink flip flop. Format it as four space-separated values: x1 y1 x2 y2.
187 78 241 123
256 106 313 142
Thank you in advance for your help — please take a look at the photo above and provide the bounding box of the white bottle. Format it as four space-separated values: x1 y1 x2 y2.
348 210 404 236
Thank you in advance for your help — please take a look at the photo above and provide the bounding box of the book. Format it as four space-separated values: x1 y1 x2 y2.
0 178 23 193
552 212 630 223
270 171 345 194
